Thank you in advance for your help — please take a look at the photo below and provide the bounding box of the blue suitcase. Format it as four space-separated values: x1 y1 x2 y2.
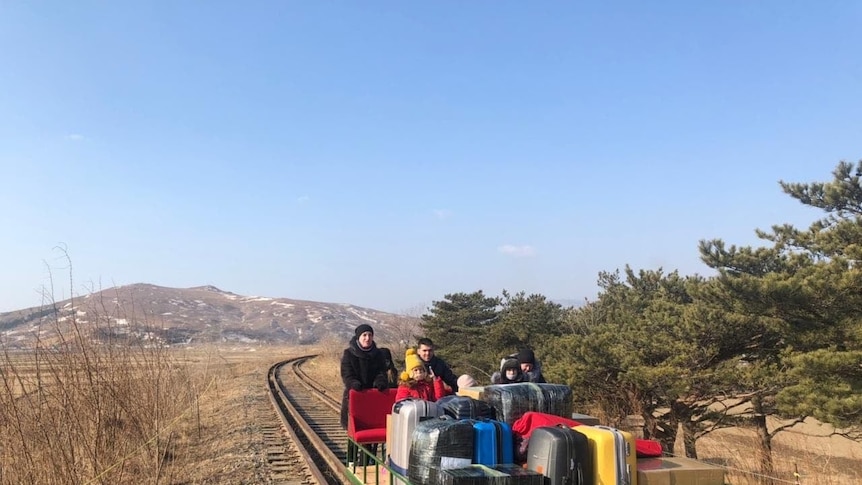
473 419 514 466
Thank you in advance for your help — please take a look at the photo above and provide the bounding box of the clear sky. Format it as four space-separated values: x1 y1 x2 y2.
1 2 860 314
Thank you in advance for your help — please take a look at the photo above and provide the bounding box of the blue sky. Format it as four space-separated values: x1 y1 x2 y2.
1 2 860 314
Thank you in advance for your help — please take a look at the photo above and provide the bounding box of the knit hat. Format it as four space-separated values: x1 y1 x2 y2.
400 348 424 381
457 374 477 388
354 324 374 338
517 348 536 365
501 358 521 373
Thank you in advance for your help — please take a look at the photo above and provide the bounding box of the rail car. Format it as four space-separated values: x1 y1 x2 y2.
340 383 727 485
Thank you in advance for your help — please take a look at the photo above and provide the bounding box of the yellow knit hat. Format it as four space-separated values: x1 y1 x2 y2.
400 348 424 381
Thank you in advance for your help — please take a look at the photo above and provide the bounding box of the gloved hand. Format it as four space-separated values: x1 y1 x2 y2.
376 380 388 392
349 381 362 391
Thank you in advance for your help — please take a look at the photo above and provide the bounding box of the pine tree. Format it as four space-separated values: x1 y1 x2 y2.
420 291 501 379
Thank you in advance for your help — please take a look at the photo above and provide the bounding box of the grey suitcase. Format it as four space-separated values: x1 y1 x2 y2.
389 399 443 475
526 426 589 485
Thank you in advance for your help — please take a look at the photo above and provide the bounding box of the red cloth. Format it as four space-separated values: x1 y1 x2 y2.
635 439 663 457
511 411 583 441
395 377 447 402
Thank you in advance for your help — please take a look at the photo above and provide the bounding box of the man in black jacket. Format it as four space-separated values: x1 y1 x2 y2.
416 337 459 393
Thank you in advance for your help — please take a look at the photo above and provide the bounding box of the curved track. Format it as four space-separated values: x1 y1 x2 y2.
267 356 354 485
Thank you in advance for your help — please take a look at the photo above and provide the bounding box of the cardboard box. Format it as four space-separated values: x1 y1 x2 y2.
570 413 601 426
385 414 392 453
637 457 725 485
456 386 485 400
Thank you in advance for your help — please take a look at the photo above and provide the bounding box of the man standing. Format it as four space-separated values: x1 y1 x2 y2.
416 337 460 392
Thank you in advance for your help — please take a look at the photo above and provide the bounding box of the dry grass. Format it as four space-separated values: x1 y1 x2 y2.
694 419 862 484
0 273 316 485
162 345 316 484
0 317 200 483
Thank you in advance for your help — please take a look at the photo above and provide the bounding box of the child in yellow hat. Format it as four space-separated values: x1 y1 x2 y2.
395 348 449 402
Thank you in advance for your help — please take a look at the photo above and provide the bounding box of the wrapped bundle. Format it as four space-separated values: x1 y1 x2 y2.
481 383 573 425
440 465 505 485
437 395 496 420
408 416 475 485
491 465 545 485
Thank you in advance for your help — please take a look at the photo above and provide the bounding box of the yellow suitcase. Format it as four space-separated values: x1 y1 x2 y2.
573 425 637 485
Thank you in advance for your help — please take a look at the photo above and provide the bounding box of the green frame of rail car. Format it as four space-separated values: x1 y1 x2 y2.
344 438 413 485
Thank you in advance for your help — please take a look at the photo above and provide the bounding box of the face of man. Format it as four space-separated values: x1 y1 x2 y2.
520 362 533 373
417 344 434 363
357 331 373 349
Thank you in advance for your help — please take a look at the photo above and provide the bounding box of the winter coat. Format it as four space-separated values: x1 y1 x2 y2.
340 336 389 428
395 376 449 402
421 355 460 392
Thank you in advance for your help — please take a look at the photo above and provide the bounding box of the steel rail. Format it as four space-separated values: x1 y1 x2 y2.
269 356 351 485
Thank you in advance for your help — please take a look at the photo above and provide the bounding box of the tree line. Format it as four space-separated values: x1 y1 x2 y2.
418 160 862 478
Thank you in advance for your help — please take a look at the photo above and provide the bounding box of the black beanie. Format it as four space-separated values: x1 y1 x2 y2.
354 324 374 338
517 348 535 365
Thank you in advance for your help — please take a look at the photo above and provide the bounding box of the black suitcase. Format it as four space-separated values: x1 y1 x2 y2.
408 416 475 485
437 395 496 420
526 426 590 485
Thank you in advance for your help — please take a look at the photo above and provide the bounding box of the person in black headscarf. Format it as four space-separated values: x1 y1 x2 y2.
339 323 389 429
490 358 526 384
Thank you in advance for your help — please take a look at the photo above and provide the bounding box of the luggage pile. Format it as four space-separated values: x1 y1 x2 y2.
381 382 725 485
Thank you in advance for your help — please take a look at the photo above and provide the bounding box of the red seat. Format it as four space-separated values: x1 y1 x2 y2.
347 388 397 445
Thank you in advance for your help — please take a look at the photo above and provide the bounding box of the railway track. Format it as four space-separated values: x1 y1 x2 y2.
267 355 355 485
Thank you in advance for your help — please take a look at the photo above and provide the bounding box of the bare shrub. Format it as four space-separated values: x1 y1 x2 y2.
0 277 203 484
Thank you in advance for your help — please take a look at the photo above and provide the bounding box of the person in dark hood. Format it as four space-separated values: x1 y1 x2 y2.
490 358 525 384
491 347 545 384
416 337 460 393
339 323 389 429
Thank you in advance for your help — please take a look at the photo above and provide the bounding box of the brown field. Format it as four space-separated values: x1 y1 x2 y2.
3 342 860 484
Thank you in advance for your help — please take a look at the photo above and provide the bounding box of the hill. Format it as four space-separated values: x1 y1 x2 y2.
0 283 417 348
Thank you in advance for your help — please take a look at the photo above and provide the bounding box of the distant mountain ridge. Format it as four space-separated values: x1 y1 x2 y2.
0 283 414 348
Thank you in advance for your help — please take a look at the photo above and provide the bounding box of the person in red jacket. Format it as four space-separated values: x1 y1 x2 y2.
395 348 449 402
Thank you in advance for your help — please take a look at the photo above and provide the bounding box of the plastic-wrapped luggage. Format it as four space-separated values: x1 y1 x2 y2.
574 425 636 485
490 464 544 485
440 465 544 485
473 419 514 466
389 399 443 474
481 383 573 425
526 425 590 485
440 465 504 485
437 395 496 420
408 416 475 485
